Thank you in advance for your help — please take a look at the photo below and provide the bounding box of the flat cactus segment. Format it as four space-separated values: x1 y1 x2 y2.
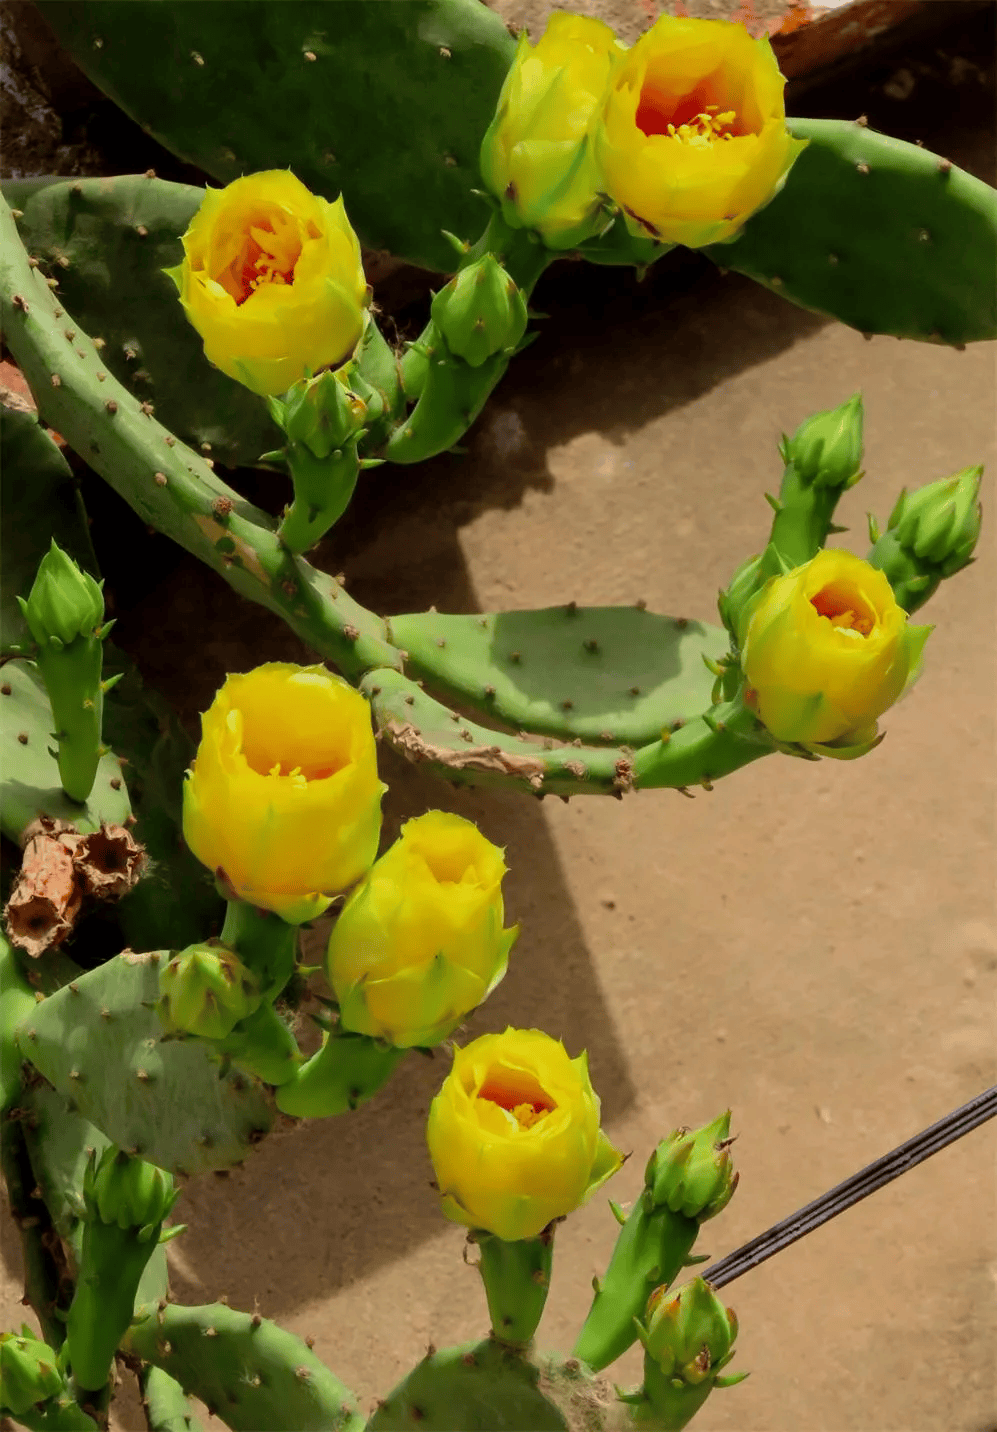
362 669 636 797
4 176 281 468
124 1302 364 1432
0 660 130 841
369 1339 618 1431
388 608 729 744
1 407 97 650
20 1083 111 1244
16 951 273 1174
705 118 997 345
34 0 516 272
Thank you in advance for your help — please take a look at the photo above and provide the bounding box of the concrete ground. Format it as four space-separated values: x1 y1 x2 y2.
1 3 994 1430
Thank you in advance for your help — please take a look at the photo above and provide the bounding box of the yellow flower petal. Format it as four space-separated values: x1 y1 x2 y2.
169 175 368 396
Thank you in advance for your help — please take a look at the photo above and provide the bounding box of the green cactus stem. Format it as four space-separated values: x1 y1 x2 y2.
866 465 984 614
275 1026 407 1118
1 930 37 1112
141 1366 205 1432
17 540 118 804
473 1226 555 1348
209 998 301 1087
65 1148 180 1391
124 1301 364 1432
382 212 552 464
217 898 298 1002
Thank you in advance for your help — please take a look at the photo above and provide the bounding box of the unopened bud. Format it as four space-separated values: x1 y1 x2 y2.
17 540 104 647
784 392 863 490
268 368 366 460
157 941 261 1040
641 1277 739 1384
646 1111 737 1221
83 1147 179 1236
885 465 982 576
0 1327 66 1415
431 255 528 368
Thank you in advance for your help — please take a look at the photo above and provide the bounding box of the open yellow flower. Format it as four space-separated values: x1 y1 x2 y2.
166 171 369 396
327 811 518 1048
480 12 622 248
427 1028 624 1241
596 16 806 247
182 664 385 923
740 549 932 755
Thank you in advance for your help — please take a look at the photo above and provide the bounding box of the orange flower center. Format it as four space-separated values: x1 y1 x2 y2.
479 1070 557 1130
218 209 313 306
810 581 876 637
637 86 739 145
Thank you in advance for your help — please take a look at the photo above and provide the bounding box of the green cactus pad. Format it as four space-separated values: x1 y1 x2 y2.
4 175 281 468
388 607 729 745
141 1366 205 1432
0 660 130 841
16 951 273 1175
124 1301 363 1432
705 118 997 345
34 0 516 273
369 1339 618 1431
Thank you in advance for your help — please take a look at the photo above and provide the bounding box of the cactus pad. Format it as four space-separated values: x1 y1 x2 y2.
388 607 729 745
707 118 997 345
16 951 273 1174
34 0 516 272
124 1302 363 1432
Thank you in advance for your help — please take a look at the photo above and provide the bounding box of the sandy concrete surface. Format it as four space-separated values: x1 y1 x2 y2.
2 3 995 1431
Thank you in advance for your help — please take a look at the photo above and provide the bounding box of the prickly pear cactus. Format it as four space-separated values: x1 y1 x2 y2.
4 176 281 467
705 118 997 345
15 951 274 1174
34 0 516 272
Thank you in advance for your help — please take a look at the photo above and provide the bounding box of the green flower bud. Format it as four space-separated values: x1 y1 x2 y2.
646 1111 737 1222
718 551 764 640
430 255 529 368
83 1147 179 1237
641 1277 739 1384
885 465 983 577
157 941 261 1041
17 540 104 647
0 1326 66 1415
267 368 367 460
783 392 863 490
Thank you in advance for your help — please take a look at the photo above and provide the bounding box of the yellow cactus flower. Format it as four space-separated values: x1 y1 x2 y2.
327 811 518 1048
740 549 932 755
427 1027 624 1241
182 664 385 924
480 12 622 248
596 16 807 247
165 171 369 397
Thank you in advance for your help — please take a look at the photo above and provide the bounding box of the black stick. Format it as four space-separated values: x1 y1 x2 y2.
701 1085 997 1291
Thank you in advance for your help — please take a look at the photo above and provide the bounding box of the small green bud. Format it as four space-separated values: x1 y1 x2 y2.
83 1147 179 1236
641 1278 739 1384
718 551 764 641
267 368 367 460
157 941 261 1041
646 1111 738 1222
17 540 104 647
886 465 983 576
784 392 863 490
0 1326 66 1415
430 255 528 368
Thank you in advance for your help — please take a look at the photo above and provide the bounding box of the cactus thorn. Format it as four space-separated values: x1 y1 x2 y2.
509 651 521 662
250 1312 262 1329
69 981 80 994
565 601 578 615
342 624 360 640
484 684 496 696
562 699 573 709
105 400 118 415
856 161 870 174
629 685 641 696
